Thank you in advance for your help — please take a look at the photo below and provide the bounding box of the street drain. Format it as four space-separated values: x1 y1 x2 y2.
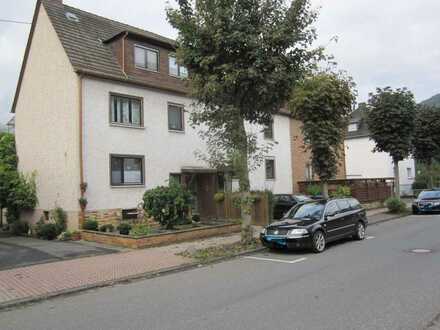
410 249 432 254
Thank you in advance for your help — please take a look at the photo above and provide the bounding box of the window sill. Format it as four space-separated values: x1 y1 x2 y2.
265 179 276 181
169 73 187 80
110 123 145 130
135 66 160 74
110 184 145 189
168 129 185 134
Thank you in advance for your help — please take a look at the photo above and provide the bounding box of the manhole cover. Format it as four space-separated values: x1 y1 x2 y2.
411 249 432 254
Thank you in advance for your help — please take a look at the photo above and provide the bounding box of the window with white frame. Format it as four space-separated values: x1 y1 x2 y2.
348 123 358 132
168 103 184 131
168 54 188 78
407 167 413 179
135 45 159 72
110 155 144 186
265 158 276 180
110 94 143 127
263 121 274 139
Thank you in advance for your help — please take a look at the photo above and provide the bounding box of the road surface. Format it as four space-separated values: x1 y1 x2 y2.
1 214 440 330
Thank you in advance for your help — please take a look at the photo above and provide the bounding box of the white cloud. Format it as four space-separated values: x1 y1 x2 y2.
1 0 439 124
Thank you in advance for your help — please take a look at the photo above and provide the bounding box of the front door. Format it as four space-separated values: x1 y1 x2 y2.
196 174 217 220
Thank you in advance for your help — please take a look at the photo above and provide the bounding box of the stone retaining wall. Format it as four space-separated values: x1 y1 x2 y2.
81 223 241 249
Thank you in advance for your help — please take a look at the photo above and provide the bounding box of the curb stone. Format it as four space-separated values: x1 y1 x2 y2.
0 246 266 312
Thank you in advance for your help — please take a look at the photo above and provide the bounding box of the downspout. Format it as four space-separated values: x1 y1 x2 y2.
121 32 128 78
78 74 85 227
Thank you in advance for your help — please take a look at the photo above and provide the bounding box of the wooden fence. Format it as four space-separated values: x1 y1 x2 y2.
215 192 270 226
298 178 394 203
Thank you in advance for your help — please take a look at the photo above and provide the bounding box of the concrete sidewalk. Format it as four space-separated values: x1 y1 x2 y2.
0 207 399 309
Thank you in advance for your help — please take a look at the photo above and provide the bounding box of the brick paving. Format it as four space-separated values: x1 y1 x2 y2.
0 248 190 307
0 208 400 308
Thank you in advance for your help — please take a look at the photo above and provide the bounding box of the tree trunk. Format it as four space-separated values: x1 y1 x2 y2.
322 181 329 199
0 205 2 228
393 159 400 198
428 162 434 189
236 118 253 244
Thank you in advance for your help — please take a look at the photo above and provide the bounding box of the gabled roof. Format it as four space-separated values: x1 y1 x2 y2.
7 116 15 127
346 107 371 139
12 0 178 113
42 0 176 79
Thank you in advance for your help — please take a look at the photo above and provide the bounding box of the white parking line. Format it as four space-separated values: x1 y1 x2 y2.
243 256 307 264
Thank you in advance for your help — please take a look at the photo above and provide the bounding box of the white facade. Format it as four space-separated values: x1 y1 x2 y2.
344 137 416 195
82 77 292 211
14 6 81 228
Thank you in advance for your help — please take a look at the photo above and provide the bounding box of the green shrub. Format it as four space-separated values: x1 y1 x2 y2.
192 214 201 222
306 184 322 197
99 224 114 233
143 183 192 229
130 223 150 236
83 218 99 231
51 207 67 235
331 185 352 198
385 197 407 214
412 180 428 190
58 231 73 241
118 222 132 235
37 223 58 240
213 192 225 203
10 221 29 236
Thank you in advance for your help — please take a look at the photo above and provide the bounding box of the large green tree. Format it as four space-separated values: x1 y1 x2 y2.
367 87 416 197
0 133 37 227
289 71 356 198
412 105 440 188
167 0 320 241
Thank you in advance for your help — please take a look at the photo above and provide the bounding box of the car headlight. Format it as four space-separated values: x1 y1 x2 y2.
261 228 267 235
287 228 308 238
433 202 440 206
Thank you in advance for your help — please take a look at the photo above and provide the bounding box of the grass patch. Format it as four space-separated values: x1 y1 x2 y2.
179 239 261 263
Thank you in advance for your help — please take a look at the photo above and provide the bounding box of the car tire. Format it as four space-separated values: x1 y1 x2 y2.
354 221 366 240
412 209 420 215
312 230 326 253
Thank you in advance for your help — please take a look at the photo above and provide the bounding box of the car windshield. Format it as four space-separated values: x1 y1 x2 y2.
419 191 440 199
287 202 325 220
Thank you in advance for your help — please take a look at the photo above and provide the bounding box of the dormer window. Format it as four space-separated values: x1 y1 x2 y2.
135 45 159 72
348 123 358 132
168 54 188 78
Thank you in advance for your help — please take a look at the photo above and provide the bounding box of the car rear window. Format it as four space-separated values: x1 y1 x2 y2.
348 198 361 210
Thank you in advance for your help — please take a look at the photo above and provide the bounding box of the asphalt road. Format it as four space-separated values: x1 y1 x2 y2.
2 214 440 330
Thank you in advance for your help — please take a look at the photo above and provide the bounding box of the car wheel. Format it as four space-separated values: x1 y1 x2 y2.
312 230 326 253
412 209 420 215
354 221 366 240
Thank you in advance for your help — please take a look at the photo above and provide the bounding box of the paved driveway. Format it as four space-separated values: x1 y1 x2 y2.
0 236 120 271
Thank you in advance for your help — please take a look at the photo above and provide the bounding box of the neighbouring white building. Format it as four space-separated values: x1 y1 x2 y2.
344 107 416 196
13 0 302 229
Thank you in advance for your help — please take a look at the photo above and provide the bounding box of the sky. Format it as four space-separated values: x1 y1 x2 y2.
1 0 439 125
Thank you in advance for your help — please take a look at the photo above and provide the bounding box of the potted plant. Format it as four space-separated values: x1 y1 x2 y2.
78 196 88 210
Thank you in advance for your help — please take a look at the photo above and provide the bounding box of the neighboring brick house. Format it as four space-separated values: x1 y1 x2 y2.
13 0 344 229
344 106 415 196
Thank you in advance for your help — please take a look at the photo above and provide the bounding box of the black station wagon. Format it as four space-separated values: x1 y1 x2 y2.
412 189 440 214
261 198 368 253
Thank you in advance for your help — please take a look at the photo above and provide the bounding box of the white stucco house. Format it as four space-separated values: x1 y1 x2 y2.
344 107 416 196
12 0 299 229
